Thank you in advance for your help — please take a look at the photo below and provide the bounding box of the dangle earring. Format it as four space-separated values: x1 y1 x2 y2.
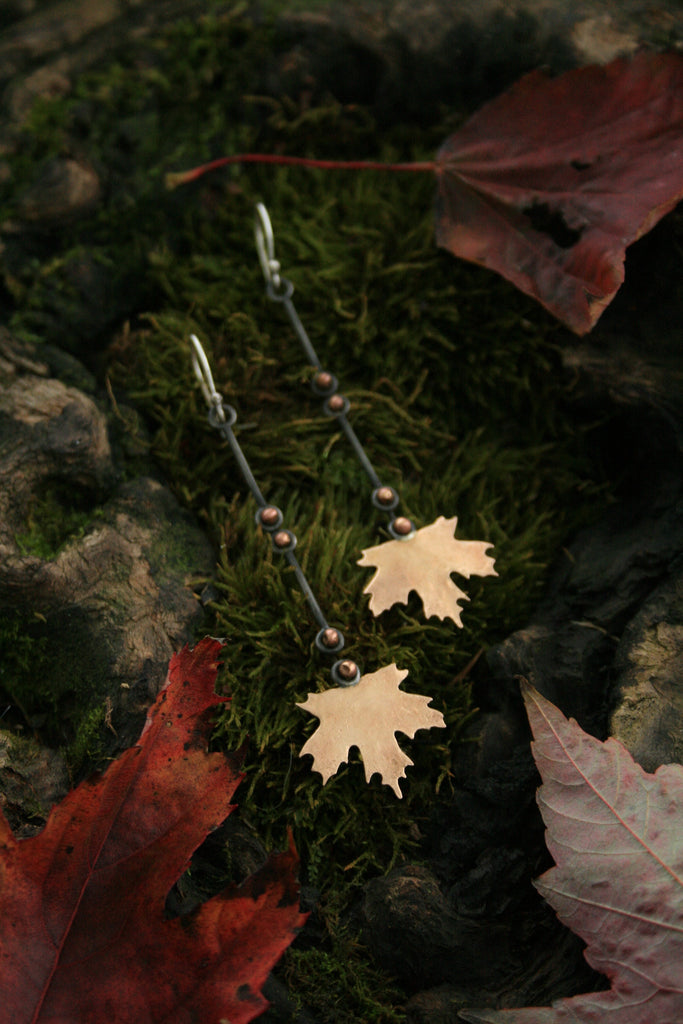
254 203 497 627
189 334 445 797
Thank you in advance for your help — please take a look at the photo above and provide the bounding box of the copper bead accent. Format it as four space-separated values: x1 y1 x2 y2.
376 486 395 506
327 394 345 413
392 517 413 536
273 530 291 548
260 506 280 527
314 371 333 390
321 627 340 648
337 659 358 681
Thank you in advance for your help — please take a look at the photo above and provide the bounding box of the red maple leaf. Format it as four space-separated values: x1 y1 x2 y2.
0 637 306 1023
169 51 683 335
461 682 683 1023
435 51 683 335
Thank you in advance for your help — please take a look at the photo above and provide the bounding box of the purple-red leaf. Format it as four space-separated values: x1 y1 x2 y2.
461 683 683 1023
0 637 305 1023
169 53 683 334
435 51 683 334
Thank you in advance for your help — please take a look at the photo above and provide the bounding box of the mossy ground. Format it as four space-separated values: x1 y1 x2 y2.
13 481 103 560
1 4 613 1019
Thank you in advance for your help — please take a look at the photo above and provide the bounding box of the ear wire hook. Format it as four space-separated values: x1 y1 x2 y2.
254 202 283 292
190 333 226 423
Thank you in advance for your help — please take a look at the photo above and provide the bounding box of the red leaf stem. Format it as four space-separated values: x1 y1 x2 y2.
166 152 435 187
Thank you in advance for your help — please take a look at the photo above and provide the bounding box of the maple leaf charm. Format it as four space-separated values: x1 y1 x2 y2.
296 663 445 797
357 515 496 625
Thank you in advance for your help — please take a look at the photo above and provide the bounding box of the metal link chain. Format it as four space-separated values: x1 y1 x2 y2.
254 203 416 542
190 333 361 688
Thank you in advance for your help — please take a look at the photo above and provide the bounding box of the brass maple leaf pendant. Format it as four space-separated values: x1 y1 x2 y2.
357 515 497 626
296 664 446 797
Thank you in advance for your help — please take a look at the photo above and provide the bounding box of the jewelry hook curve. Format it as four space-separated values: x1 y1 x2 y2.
254 202 282 290
190 333 225 422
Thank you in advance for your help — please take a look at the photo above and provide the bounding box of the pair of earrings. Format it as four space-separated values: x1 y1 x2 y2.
190 204 496 797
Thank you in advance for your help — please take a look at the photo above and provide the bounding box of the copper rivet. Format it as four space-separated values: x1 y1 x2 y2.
274 530 291 548
322 628 340 648
315 371 333 390
338 660 358 680
377 487 394 505
328 394 345 412
260 506 279 526
393 517 413 536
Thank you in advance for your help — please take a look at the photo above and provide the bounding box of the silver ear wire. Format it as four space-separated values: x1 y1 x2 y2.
254 202 282 290
190 333 225 423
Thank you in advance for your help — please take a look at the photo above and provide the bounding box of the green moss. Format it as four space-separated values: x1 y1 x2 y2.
106 182 609 887
283 944 406 1024
0 595 116 774
0 612 108 784
14 482 102 560
87 0 609 891
65 701 107 776
0 614 50 727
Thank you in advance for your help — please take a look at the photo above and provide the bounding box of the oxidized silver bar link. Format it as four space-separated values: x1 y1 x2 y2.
190 333 361 687
254 203 415 541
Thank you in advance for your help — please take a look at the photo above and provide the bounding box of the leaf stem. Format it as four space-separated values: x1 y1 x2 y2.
166 153 436 188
